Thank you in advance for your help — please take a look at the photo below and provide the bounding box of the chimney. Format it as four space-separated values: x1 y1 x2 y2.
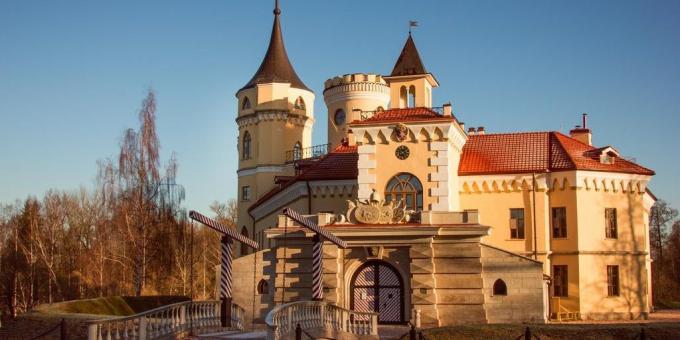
443 102 452 116
477 126 485 135
569 113 592 145
468 127 476 135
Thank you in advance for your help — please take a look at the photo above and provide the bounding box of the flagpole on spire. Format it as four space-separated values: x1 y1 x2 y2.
409 20 418 35
274 0 281 15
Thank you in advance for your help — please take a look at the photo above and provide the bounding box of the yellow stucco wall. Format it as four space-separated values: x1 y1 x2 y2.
459 172 652 319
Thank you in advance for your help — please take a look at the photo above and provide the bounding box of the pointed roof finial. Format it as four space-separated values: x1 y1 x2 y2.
274 0 281 15
239 0 310 92
390 30 427 76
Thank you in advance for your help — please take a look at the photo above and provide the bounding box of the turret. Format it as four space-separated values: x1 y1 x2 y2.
234 0 313 255
323 73 390 146
383 33 438 108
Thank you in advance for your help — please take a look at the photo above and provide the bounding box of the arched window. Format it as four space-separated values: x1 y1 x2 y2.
399 86 407 108
293 142 302 160
385 173 423 211
334 109 346 126
493 279 507 296
241 97 251 110
240 226 249 256
257 279 269 295
294 96 306 111
408 85 416 108
242 131 251 160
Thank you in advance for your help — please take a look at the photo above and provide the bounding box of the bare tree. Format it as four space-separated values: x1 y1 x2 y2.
650 200 678 272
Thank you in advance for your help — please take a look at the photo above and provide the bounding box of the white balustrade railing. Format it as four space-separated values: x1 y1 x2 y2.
265 301 378 340
87 300 245 340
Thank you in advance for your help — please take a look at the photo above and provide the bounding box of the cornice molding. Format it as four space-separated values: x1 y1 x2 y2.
236 111 313 128
237 165 291 177
460 171 651 194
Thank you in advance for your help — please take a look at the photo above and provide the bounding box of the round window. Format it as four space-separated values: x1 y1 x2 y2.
334 109 346 126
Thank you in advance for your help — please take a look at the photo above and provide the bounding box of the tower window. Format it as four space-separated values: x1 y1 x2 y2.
399 86 407 108
241 186 251 201
385 173 423 211
242 96 251 110
334 109 346 126
605 208 618 239
294 96 306 110
492 279 507 296
408 85 416 108
509 208 525 239
242 131 251 160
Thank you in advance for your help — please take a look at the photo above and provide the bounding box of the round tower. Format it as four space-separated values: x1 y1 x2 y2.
323 73 390 146
234 0 314 256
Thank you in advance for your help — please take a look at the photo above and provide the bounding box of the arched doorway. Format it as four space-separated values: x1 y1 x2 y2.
350 261 404 324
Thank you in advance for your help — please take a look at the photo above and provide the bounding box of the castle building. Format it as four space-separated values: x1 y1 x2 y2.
230 2 656 326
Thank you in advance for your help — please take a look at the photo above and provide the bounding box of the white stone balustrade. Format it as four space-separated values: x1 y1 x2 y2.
265 301 378 340
86 300 245 340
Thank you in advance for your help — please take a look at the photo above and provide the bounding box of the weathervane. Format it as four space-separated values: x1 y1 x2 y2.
409 20 418 34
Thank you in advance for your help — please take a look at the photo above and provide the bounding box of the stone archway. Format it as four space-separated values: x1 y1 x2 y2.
350 260 404 324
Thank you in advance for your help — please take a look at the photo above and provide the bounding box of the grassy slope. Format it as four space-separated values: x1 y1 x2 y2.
34 295 190 316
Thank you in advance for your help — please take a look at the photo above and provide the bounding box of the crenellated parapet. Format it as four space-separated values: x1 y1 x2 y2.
323 73 391 146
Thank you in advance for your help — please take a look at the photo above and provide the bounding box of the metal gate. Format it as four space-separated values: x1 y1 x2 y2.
350 261 404 324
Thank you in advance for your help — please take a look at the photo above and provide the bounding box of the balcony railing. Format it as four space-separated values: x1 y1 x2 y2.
285 143 330 163
358 106 453 121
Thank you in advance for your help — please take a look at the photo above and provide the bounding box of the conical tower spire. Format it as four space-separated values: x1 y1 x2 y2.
390 33 428 76
239 0 310 92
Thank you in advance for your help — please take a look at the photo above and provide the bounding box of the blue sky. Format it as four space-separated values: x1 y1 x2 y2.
1 0 679 213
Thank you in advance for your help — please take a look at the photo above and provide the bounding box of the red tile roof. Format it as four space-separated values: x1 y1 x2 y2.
350 107 454 125
249 131 654 213
459 132 654 176
247 145 357 213
552 133 654 175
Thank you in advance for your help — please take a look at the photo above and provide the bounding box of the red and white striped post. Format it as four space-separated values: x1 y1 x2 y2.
282 208 348 302
311 234 323 300
220 236 234 327
189 210 258 328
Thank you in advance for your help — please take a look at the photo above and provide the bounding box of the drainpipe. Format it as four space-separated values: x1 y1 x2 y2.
532 173 538 260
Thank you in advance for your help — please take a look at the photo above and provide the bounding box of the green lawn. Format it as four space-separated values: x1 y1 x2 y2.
408 323 680 340
34 295 190 316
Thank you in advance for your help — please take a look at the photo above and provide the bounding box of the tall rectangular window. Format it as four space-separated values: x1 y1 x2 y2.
607 265 620 296
241 186 251 201
552 207 567 238
605 208 618 239
553 265 569 297
510 208 525 239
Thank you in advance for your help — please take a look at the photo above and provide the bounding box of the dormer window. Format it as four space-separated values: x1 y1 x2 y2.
601 152 616 164
598 147 620 165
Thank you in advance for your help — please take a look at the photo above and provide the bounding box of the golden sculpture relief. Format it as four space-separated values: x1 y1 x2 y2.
343 189 414 224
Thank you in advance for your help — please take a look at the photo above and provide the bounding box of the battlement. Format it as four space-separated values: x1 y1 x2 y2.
323 73 388 91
